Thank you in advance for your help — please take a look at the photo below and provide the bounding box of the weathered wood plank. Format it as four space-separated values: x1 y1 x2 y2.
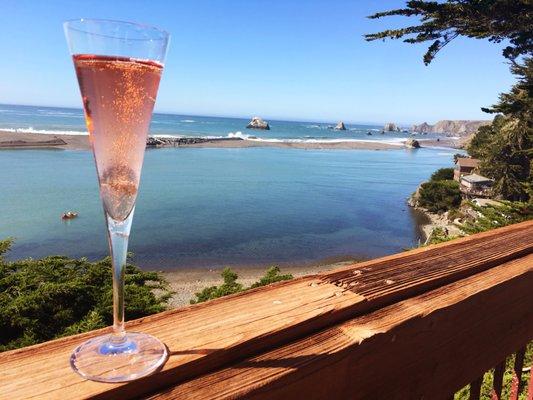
148 254 533 400
1 221 532 399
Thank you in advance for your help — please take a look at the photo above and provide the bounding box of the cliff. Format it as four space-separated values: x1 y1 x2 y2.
411 120 491 137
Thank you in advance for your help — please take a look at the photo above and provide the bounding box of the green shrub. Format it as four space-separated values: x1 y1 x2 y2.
430 168 455 181
190 267 244 304
418 180 462 212
249 266 293 289
0 239 171 352
191 266 293 304
461 201 533 234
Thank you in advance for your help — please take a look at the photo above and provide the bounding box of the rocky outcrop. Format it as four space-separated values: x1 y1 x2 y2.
146 136 243 147
0 137 67 148
411 122 432 134
411 120 491 137
334 121 346 130
405 138 421 148
246 117 270 130
384 122 399 132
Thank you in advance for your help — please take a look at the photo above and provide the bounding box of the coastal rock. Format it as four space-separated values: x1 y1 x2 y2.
334 121 346 131
246 117 270 130
408 185 422 207
405 139 421 149
411 120 491 137
146 136 243 147
146 137 166 146
384 122 400 132
411 122 432 134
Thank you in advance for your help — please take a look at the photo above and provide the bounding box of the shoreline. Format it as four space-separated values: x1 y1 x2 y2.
162 260 358 307
0 130 463 151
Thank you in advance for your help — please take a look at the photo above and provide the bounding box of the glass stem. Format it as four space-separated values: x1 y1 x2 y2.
106 208 134 343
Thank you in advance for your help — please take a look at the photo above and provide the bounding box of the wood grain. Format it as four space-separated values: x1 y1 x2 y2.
1 221 532 399
148 255 533 400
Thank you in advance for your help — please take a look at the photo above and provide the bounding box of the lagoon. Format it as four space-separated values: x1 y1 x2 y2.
0 146 454 269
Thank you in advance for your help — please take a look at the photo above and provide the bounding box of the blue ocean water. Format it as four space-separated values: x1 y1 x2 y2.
0 104 456 270
0 103 443 143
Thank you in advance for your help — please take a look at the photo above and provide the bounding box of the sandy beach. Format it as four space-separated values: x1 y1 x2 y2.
0 130 462 151
162 260 357 307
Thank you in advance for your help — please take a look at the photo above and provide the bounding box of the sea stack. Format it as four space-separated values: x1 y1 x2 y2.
246 117 270 130
405 138 421 148
384 122 399 132
334 121 346 130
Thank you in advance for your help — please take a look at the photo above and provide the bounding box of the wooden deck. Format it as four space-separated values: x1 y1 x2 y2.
1 220 532 399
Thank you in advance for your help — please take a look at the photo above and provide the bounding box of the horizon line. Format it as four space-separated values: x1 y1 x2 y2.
0 102 492 127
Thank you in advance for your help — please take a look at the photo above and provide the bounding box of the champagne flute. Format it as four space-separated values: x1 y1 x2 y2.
64 19 169 382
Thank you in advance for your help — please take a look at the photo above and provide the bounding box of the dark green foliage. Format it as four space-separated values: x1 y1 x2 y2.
191 266 294 304
430 167 454 181
365 0 533 65
249 266 293 289
467 60 532 201
0 240 171 352
418 180 462 212
190 267 244 304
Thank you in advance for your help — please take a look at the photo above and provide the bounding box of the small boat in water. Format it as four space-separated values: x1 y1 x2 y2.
61 211 78 220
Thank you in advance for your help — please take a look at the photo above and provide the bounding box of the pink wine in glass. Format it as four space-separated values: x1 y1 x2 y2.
73 54 163 221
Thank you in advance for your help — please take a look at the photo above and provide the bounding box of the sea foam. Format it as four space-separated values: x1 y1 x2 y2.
0 127 88 135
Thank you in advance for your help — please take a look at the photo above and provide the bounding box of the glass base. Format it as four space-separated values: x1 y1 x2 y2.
70 332 168 382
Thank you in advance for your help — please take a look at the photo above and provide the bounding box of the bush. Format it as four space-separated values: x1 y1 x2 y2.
460 201 533 234
418 180 462 213
0 239 171 352
430 167 455 181
190 267 244 304
191 266 293 304
249 266 293 289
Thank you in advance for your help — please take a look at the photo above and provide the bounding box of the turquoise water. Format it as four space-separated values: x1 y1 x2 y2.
0 146 455 270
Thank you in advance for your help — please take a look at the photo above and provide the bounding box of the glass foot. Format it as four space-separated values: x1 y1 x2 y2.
70 332 168 382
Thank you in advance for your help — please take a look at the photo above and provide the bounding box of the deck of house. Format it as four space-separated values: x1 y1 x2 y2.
1 220 532 399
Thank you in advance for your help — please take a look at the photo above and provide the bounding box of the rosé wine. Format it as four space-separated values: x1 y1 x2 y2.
73 54 163 220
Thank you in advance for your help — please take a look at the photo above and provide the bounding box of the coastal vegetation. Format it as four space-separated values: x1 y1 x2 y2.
466 63 532 201
417 168 462 212
424 200 533 246
0 238 171 352
418 180 462 213
430 167 454 181
190 266 293 304
366 0 532 203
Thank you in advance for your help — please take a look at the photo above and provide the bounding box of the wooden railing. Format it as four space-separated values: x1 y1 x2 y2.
1 221 532 400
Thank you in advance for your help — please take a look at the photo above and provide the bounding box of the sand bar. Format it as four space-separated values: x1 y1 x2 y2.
0 130 461 151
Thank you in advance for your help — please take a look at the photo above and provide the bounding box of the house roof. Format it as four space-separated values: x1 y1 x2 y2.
456 157 479 168
461 173 493 184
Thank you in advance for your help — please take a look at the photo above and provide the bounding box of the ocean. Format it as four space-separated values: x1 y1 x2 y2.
0 104 456 270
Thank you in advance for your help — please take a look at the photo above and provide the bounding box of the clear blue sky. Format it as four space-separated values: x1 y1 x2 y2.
0 0 516 124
